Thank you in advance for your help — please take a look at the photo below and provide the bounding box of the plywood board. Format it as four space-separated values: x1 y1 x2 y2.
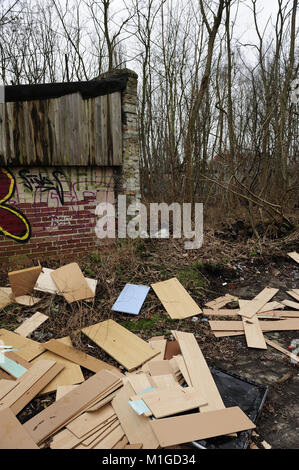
56 384 79 401
288 251 299 263
282 299 299 310
0 352 28 379
151 278 202 319
173 354 192 386
148 360 174 377
287 290 299 302
258 301 285 313
67 404 115 438
164 340 181 360
111 383 159 449
203 309 240 317
8 265 42 297
113 436 130 449
0 408 39 449
172 330 224 412
265 338 299 363
209 319 299 332
0 379 18 400
0 328 45 361
126 373 154 394
24 370 121 445
239 288 279 319
150 406 255 447
14 295 41 306
92 425 125 449
148 340 167 361
135 387 206 419
112 284 150 315
14 312 49 337
150 374 178 389
34 267 97 298
0 287 13 310
50 263 94 303
43 338 122 376
81 319 159 371
205 294 237 309
30 348 84 395
240 300 267 350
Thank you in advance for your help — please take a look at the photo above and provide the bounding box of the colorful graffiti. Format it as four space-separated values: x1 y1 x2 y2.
0 168 31 242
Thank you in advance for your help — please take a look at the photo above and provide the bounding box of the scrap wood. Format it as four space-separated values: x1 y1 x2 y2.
172 330 224 412
78 421 121 449
124 443 143 449
0 351 28 379
34 267 97 300
150 406 256 447
0 408 39 449
50 263 94 303
164 340 181 360
150 373 179 389
24 369 122 445
287 290 299 302
0 287 13 310
81 319 160 372
173 354 192 387
0 379 19 400
8 264 42 297
209 318 299 331
151 277 202 319
112 383 159 449
66 403 115 438
205 294 237 310
238 288 279 319
124 372 155 394
240 300 267 350
265 338 299 364
92 425 125 449
130 386 207 419
56 385 79 401
288 251 299 263
14 295 41 306
113 437 130 449
14 312 49 338
281 299 299 310
43 338 123 376
0 360 64 414
0 328 45 361
30 337 85 395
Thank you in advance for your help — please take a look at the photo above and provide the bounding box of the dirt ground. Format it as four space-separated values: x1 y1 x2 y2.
0 225 298 449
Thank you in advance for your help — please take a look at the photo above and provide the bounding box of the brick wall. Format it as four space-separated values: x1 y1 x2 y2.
0 166 115 267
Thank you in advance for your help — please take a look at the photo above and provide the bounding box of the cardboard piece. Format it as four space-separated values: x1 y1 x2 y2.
112 284 150 315
43 338 122 376
0 329 45 361
24 370 122 444
164 340 181 360
0 408 39 449
150 406 255 447
50 263 94 303
14 312 49 337
81 320 159 371
112 383 159 449
8 264 42 297
0 287 13 310
151 278 202 319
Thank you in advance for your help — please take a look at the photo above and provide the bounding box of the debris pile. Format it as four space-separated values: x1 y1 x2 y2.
0 253 298 449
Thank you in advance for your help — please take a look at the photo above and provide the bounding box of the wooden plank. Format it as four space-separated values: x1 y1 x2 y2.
0 329 45 361
92 425 125 449
151 278 202 319
43 338 122 376
172 354 192 387
81 319 159 372
287 290 299 302
282 299 299 310
203 309 240 317
56 385 79 401
67 404 115 438
258 301 285 313
8 265 42 297
134 387 206 419
150 374 178 389
0 408 39 449
14 295 41 306
205 294 237 309
126 373 154 394
209 319 299 332
111 383 159 449
79 420 120 448
265 338 299 363
240 300 267 350
0 360 63 414
0 352 28 379
0 379 18 400
148 360 174 377
238 288 279 319
150 406 255 447
288 251 299 263
172 330 224 412
24 370 121 445
51 263 94 303
14 312 49 337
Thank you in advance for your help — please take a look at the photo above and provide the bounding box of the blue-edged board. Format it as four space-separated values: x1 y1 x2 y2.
112 284 150 315
0 352 27 379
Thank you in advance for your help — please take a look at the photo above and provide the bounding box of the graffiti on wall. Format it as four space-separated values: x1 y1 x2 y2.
18 169 66 205
0 168 31 242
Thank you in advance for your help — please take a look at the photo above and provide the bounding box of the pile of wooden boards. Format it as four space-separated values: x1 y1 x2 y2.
0 262 98 311
204 288 299 359
0 324 258 449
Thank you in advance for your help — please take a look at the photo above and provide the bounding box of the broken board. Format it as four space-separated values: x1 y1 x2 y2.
8 264 42 297
50 263 94 303
14 312 49 337
0 329 45 361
